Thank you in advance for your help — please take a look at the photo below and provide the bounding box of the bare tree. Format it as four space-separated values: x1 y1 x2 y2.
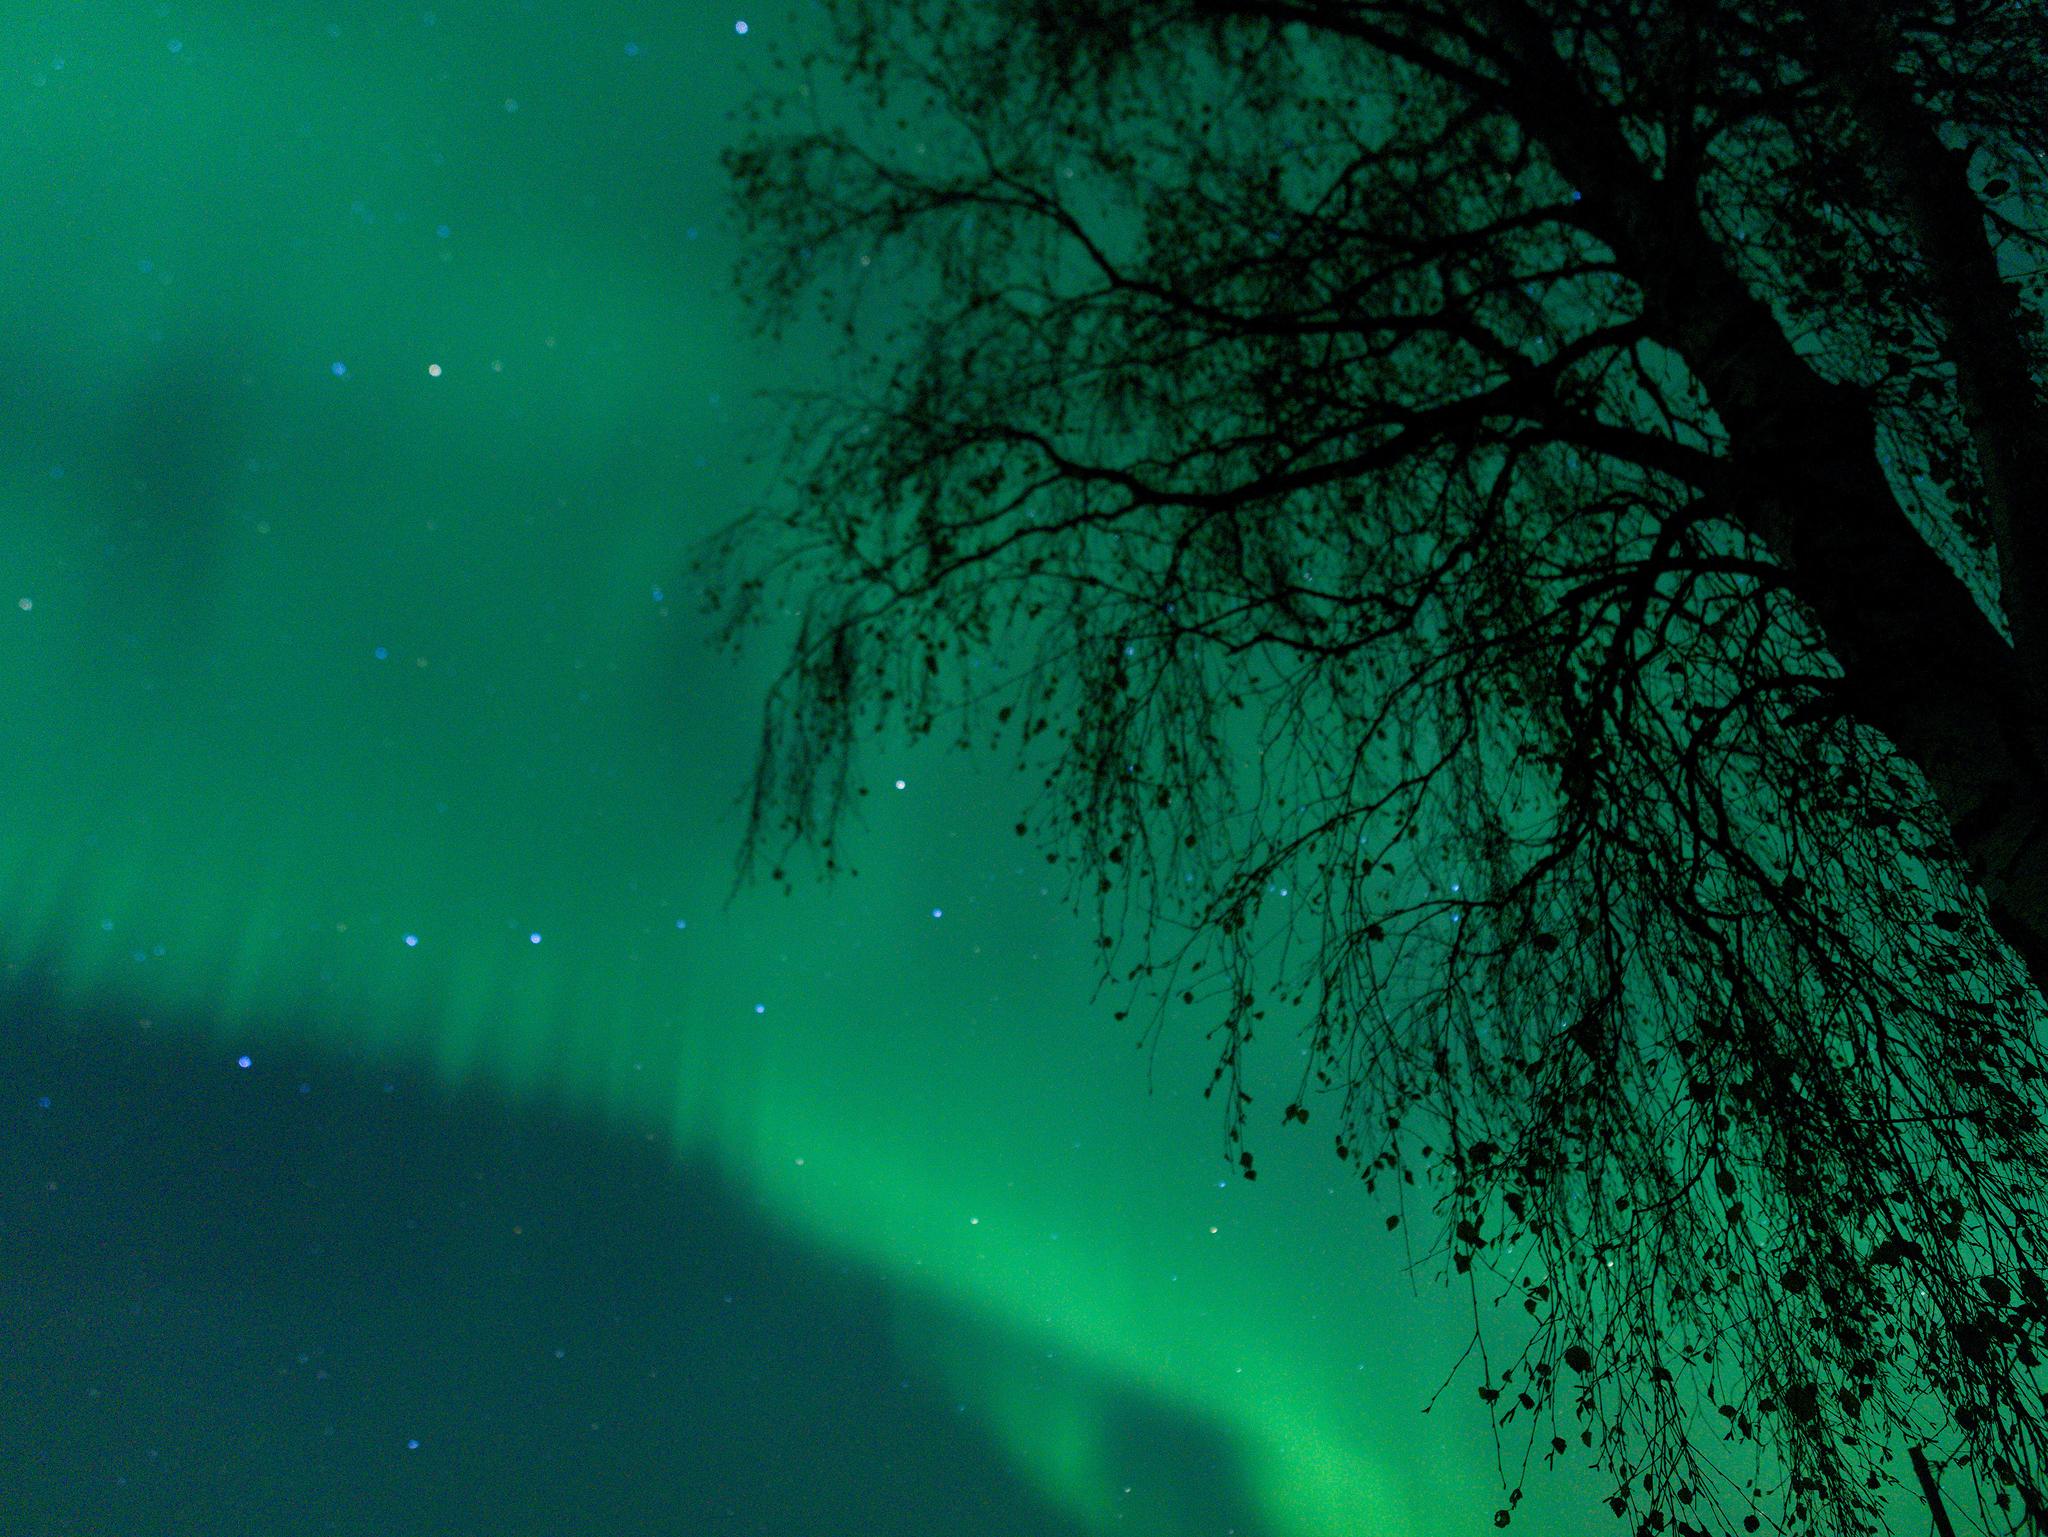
707 2 2048 1533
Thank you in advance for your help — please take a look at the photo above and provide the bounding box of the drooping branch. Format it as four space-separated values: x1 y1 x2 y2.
717 5 2048 1532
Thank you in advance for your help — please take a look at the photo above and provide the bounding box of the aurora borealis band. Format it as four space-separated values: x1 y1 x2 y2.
0 5 1628 1533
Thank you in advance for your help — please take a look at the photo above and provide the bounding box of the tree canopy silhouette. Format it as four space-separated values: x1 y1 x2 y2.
708 2 2048 1533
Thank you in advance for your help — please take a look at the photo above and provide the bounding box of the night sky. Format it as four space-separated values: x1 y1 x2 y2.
0 5 1622 1533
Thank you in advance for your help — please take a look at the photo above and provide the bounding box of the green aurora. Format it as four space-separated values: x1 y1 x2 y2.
0 4 1635 1532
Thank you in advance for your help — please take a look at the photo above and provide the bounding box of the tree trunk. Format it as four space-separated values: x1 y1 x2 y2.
1480 0 2048 991
1810 1 2048 751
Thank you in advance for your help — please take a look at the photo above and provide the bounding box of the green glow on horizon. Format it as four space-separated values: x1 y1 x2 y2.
0 6 1632 1534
